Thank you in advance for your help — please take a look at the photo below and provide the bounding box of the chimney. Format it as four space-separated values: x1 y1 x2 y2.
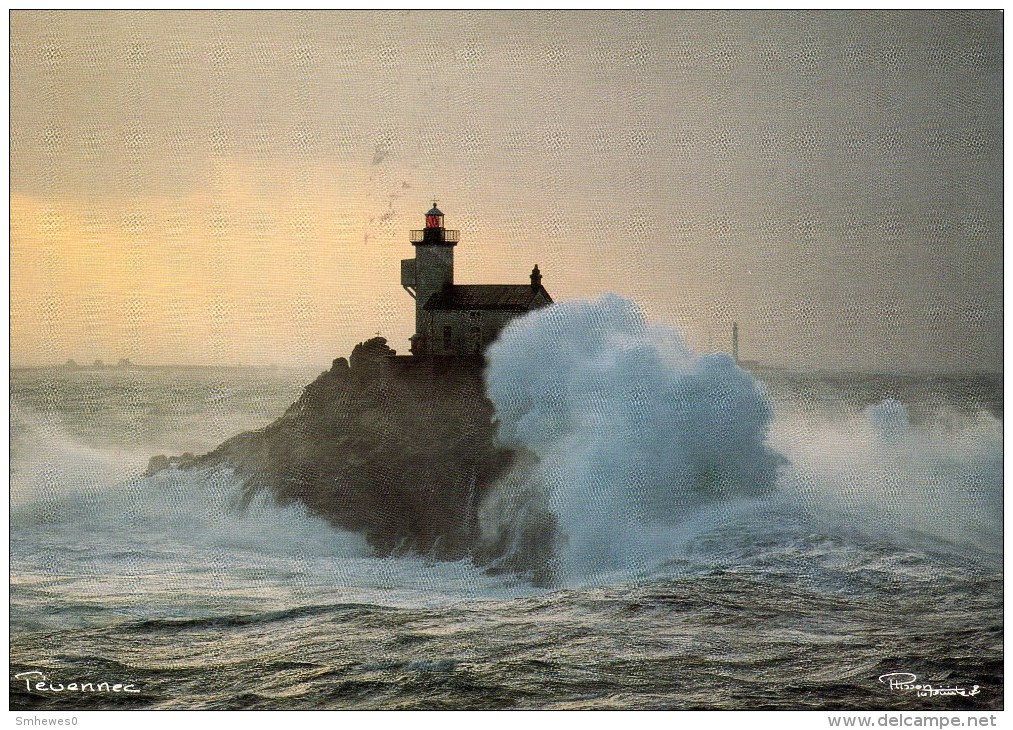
530 264 542 291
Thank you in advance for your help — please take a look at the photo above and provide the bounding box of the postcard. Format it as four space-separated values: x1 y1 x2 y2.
9 10 1002 716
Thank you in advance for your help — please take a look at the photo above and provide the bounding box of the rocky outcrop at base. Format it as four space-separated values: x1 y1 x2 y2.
151 338 556 579
143 452 196 476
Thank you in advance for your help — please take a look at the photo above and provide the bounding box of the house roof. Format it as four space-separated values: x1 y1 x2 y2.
423 284 551 311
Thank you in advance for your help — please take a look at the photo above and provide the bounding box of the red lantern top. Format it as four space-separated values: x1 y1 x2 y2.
425 202 444 229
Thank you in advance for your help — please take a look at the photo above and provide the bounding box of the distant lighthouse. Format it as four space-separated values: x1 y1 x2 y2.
730 322 760 368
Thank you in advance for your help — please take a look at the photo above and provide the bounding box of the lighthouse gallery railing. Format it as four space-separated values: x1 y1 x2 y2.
410 229 460 244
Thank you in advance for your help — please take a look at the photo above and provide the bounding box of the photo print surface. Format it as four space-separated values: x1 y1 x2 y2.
9 10 1002 711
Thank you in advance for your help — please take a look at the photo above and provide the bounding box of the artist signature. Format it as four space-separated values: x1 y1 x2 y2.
879 672 980 698
14 671 141 694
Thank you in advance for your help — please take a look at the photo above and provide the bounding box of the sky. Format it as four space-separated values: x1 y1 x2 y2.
10 10 1003 372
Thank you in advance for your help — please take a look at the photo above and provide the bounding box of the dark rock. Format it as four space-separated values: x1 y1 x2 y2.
159 349 556 583
144 454 170 477
348 337 395 372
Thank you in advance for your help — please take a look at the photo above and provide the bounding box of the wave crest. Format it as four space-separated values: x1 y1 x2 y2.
482 294 784 583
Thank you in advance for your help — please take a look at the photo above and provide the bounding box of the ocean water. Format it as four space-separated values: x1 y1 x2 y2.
9 364 1003 710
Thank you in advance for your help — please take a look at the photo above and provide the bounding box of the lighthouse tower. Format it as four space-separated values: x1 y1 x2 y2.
401 203 460 354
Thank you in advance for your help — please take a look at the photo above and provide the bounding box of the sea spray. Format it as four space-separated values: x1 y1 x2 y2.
481 294 784 583
10 416 537 630
771 398 1003 558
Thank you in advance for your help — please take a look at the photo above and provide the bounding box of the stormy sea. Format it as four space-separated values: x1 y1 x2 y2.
9 303 1003 711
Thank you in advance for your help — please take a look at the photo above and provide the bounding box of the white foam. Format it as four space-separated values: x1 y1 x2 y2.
771 399 1002 557
482 294 784 584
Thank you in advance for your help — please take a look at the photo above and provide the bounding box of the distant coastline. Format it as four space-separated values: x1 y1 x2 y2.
10 363 1004 379
9 363 315 373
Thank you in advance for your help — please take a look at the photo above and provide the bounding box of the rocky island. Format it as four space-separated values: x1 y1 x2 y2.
146 337 556 580
147 204 562 579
